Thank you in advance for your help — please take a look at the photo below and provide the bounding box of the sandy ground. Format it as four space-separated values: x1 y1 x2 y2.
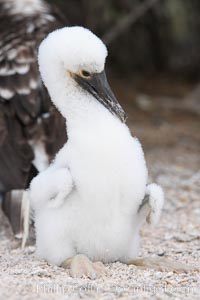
0 82 200 299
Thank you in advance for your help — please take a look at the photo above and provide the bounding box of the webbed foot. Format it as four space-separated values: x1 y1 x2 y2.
61 254 106 279
128 257 197 273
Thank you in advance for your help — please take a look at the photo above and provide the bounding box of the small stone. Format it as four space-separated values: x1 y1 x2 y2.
154 272 163 279
157 251 165 256
165 272 174 277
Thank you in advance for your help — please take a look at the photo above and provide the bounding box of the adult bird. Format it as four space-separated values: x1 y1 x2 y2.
0 0 67 238
29 26 179 279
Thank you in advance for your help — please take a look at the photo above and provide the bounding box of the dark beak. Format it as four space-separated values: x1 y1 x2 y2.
74 70 127 123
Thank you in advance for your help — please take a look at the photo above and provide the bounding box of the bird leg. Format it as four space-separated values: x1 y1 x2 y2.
61 254 106 279
128 257 197 273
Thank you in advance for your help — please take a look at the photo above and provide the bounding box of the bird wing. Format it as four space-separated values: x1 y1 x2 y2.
30 167 74 211
0 1 67 192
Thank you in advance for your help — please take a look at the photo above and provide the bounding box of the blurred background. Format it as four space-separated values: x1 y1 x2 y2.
46 0 200 153
49 0 200 79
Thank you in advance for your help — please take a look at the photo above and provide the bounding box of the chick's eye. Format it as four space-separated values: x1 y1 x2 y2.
81 70 91 78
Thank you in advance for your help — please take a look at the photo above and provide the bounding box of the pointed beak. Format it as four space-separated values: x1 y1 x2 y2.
74 70 127 123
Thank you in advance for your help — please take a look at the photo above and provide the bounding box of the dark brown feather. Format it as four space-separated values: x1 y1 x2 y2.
0 0 68 236
0 0 68 192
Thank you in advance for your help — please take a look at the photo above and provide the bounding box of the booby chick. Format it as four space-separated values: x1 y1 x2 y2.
30 26 167 279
